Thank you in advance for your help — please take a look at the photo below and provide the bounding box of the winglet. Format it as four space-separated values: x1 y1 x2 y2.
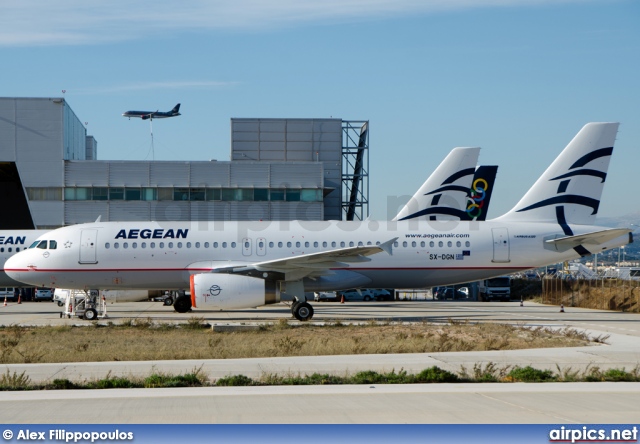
95 215 102 223
379 237 397 255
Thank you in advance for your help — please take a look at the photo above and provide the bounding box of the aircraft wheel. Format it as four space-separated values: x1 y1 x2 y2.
84 308 98 321
163 297 173 306
173 295 192 313
290 301 300 316
57 301 64 307
293 301 314 322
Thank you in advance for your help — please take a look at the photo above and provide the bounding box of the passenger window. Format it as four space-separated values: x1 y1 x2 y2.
150 242 156 248
268 242 273 248
322 242 327 248
430 241 434 248
331 242 336 247
411 241 416 248
105 243 110 249
402 242 407 247
141 243 146 249
114 243 119 249
123 243 128 249
204 242 209 248
296 242 300 248
438 241 443 247
456 241 461 247
287 242 292 248
132 243 137 248
49 241 57 249
340 241 345 247
178 242 183 248
258 241 264 248
7 248 11 253
358 241 363 246
305 242 309 248
214 242 219 248
168 242 173 248
231 242 236 248
465 241 470 247
159 242 165 248
278 242 283 248
222 242 227 248
447 241 452 247
394 242 398 247
420 241 425 247
314 242 318 248
349 241 354 247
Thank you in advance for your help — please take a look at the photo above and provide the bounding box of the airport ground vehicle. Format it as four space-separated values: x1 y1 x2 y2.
478 276 511 301
0 287 16 301
314 291 339 302
433 287 466 300
34 287 53 301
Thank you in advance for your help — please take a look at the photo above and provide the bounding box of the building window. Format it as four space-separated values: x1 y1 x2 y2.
142 188 156 201
125 188 141 201
27 188 62 201
92 187 108 200
254 189 269 201
190 188 205 201
270 189 285 201
301 189 321 202
286 189 300 202
110 188 124 200
174 188 189 201
206 188 221 201
157 188 173 201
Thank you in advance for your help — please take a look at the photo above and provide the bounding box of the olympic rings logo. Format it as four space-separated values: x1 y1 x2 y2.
466 178 489 219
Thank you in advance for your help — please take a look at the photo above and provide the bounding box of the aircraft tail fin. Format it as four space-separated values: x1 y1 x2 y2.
465 165 498 221
172 103 181 114
394 147 480 221
496 122 619 226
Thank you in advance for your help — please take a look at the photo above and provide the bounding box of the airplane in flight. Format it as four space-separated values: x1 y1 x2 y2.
122 103 181 120
5 123 632 321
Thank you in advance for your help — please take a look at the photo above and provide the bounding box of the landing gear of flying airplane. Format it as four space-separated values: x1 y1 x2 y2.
173 295 192 313
291 301 314 322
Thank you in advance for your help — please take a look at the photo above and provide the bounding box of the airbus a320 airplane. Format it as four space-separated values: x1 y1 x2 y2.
5 123 632 321
122 103 181 120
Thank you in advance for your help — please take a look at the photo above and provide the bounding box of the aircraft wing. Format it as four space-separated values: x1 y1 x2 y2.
207 237 397 281
545 228 631 252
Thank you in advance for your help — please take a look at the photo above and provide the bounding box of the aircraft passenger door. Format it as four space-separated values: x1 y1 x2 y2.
491 227 510 263
256 237 267 256
79 229 98 264
242 238 252 257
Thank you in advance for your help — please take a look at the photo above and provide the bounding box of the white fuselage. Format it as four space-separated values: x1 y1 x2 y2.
4 220 629 292
0 230 49 287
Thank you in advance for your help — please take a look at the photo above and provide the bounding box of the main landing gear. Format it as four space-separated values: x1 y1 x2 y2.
173 294 192 313
291 300 314 321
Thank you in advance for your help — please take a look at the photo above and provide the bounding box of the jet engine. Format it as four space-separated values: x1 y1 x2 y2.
190 273 279 310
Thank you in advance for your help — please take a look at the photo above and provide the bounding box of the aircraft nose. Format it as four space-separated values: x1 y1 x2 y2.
4 251 30 281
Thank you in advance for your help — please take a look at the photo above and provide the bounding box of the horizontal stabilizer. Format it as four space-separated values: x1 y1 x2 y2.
545 228 631 252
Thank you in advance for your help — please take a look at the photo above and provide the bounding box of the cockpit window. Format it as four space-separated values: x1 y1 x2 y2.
29 241 40 249
37 240 48 249
49 240 57 250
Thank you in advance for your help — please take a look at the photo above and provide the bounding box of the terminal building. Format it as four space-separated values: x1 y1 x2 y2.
0 97 369 229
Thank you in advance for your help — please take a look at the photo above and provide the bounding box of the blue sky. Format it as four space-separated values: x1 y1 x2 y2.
2 0 639 220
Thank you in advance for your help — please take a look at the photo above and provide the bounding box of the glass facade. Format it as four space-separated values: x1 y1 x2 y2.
29 187 323 202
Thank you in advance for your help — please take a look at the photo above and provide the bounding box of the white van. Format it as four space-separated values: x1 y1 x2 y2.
0 287 16 301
